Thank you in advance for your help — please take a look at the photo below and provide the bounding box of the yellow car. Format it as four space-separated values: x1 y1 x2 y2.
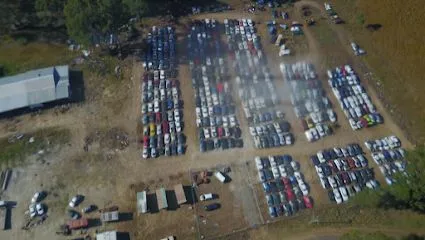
150 123 156 137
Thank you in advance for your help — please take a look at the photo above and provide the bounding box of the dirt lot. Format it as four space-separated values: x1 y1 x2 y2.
193 163 262 239
0 1 418 240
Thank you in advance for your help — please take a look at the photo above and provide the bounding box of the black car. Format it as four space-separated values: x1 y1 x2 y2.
206 140 214 151
328 190 335 202
229 138 236 148
235 139 243 148
204 203 220 211
221 138 229 150
170 143 177 155
233 127 241 138
214 139 221 149
200 140 206 152
311 156 320 166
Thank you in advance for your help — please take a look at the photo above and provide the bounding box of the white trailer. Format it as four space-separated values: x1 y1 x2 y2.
214 171 226 183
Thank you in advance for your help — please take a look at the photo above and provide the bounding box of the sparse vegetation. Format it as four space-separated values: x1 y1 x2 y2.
332 0 425 145
0 36 77 75
0 127 71 168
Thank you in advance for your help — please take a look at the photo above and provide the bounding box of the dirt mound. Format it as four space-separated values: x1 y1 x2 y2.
83 128 129 151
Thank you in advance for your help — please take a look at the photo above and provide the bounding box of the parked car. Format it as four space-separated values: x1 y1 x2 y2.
204 203 221 211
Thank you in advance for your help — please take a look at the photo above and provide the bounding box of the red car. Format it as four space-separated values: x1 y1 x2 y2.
217 127 224 138
282 177 291 188
286 189 295 201
303 196 313 208
155 112 162 123
347 158 356 169
162 121 169 134
143 136 149 148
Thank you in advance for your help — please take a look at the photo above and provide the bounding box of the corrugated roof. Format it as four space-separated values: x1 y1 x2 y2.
137 191 147 214
0 65 69 113
96 231 117 240
156 188 168 210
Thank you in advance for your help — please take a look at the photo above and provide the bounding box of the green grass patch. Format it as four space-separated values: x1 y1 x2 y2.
0 127 71 168
0 37 77 76
341 230 395 240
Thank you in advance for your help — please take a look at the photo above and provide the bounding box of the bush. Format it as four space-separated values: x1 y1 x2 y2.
357 13 365 25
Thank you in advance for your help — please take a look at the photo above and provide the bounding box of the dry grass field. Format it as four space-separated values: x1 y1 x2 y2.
328 0 425 145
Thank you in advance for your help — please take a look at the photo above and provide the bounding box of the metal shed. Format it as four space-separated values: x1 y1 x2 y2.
96 231 117 240
136 191 147 214
100 211 119 222
0 65 70 113
156 188 168 210
174 184 187 205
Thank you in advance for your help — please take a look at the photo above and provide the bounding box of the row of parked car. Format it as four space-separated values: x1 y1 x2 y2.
141 26 186 158
327 65 383 130
225 18 294 148
280 62 337 142
366 136 406 185
311 144 379 204
255 155 313 218
188 19 243 152
143 26 176 71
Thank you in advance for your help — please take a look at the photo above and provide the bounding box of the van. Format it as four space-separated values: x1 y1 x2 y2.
214 171 226 183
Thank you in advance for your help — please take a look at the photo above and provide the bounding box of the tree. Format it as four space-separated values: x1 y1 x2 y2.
389 147 425 212
122 0 149 17
35 0 66 26
64 0 97 44
64 0 130 45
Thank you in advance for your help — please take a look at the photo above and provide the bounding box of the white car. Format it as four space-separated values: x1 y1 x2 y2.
229 115 237 127
36 203 44 215
31 192 42 203
327 176 337 188
164 133 170 144
249 126 257 136
271 166 280 179
278 165 287 177
151 147 158 158
327 109 337 123
204 128 211 139
29 204 37 218
199 193 214 201
299 182 309 196
142 148 149 159
69 195 82 208
339 186 349 202
175 121 182 133
333 188 342 204
174 109 180 122
255 157 263 170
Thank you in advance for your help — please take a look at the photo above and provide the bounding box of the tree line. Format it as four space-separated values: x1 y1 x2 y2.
1 0 207 44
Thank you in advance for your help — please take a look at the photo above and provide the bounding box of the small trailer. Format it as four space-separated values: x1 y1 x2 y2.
67 218 88 230
101 211 119 222
137 191 147 214
174 184 187 205
156 188 168 210
214 171 226 183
